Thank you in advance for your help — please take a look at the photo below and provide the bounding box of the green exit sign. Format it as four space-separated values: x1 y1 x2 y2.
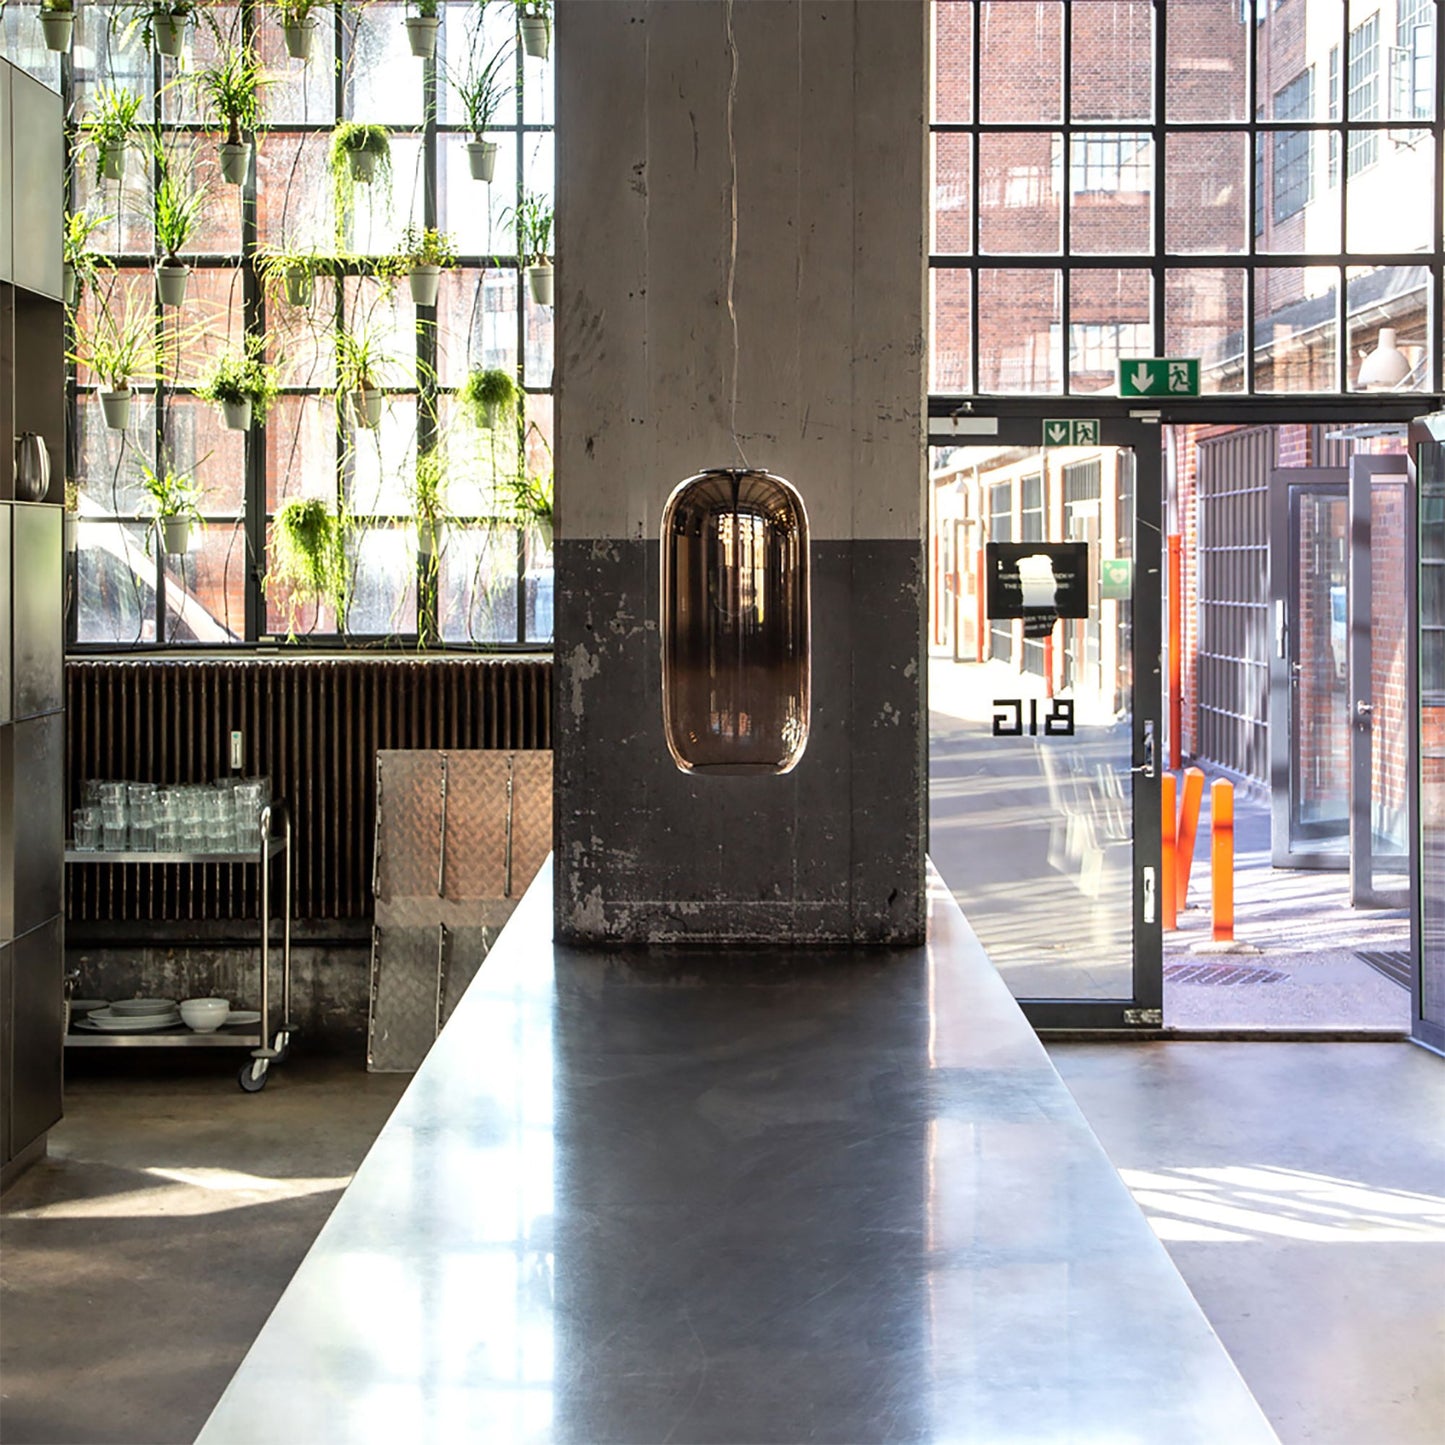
1118 358 1201 397
1042 419 1101 447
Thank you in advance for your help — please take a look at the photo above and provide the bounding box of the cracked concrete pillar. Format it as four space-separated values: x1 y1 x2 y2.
554 0 926 945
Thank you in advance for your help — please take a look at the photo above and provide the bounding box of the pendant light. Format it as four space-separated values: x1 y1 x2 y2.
1356 327 1412 390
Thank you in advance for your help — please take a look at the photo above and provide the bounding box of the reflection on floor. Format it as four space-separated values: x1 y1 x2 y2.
929 656 1411 1031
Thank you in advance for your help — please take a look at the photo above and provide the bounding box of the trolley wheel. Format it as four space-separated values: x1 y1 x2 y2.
238 1058 270 1093
273 1027 294 1064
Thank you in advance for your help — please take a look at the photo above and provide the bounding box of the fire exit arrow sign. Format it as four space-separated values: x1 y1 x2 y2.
1118 358 1200 397
1042 419 1101 447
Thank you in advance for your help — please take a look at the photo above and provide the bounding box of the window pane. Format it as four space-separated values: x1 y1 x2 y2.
521 22 555 128
1347 264 1432 392
348 527 419 635
164 523 247 645
1165 132 1248 253
170 270 246 389
266 282 341 391
260 12 339 126
436 396 520 518
931 269 973 393
1165 269 1246 392
76 523 157 645
439 132 520 255
979 132 1061 255
1068 268 1151 393
436 269 520 389
1166 0 1247 122
1347 132 1434 252
347 2 425 127
1069 133 1153 255
440 2 519 129
978 268 1061 393
264 518 340 638
256 134 336 254
979 2 1063 123
932 133 973 253
341 134 425 256
933 0 974 123
1071 2 1153 122
346 410 417 518
439 526 521 643
1254 266 1339 391
523 273 553 389
77 393 156 517
266 397 338 510
166 398 246 516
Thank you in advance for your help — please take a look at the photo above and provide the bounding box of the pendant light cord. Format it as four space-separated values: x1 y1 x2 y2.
725 0 749 469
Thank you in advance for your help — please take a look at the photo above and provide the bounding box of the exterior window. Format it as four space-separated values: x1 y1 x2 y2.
1070 135 1150 195
1395 0 1437 123
1254 142 1266 237
988 482 1013 663
1349 13 1381 175
1273 71 1314 222
1021 474 1044 542
1329 46 1341 186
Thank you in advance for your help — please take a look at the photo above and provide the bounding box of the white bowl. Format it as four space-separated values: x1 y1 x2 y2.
180 998 231 1032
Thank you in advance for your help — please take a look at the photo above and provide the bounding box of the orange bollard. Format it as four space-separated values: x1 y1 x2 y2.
1161 772 1177 932
1176 766 1205 910
1211 779 1234 943
1169 535 1182 771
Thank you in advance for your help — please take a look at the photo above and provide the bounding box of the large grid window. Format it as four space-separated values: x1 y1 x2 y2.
54 0 554 649
930 0 1443 399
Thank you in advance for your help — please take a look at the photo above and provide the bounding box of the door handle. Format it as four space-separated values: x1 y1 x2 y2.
1131 719 1156 777
1355 700 1373 721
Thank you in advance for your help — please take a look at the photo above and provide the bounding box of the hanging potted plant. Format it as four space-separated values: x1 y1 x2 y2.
140 457 204 555
38 0 75 52
276 0 323 61
63 481 81 554
506 189 554 306
196 335 279 431
62 208 114 309
257 247 338 309
269 496 348 630
330 120 391 185
82 86 143 184
335 326 390 430
449 35 511 181
404 0 440 59
126 1 197 58
459 365 519 431
508 464 553 550
394 224 456 308
514 0 551 61
412 447 447 557
70 292 156 430
152 141 207 307
197 42 266 186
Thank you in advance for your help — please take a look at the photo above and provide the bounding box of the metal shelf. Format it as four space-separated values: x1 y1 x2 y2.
64 838 286 865
65 1029 263 1049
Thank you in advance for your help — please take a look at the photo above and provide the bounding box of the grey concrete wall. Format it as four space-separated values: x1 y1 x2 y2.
554 1 927 944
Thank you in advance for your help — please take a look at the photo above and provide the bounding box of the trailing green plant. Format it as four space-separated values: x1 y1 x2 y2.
449 34 511 137
196 42 266 145
458 366 519 430
328 121 392 237
269 496 348 626
256 246 342 306
69 290 157 392
275 0 325 23
507 465 552 526
333 325 391 397
152 140 207 263
504 189 553 265
196 335 280 423
395 224 457 271
121 1 197 50
139 454 204 522
81 85 143 180
63 207 114 305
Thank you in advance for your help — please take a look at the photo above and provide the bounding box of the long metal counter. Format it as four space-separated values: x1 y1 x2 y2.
198 860 1276 1444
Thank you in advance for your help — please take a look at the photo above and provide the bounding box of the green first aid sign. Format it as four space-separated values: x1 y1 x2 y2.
1100 558 1134 600
1117 358 1200 397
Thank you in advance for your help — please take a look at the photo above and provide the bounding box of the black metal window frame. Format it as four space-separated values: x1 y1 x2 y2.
60 0 556 653
1272 69 1314 222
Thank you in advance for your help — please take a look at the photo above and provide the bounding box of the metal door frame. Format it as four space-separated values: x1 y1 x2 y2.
929 412 1163 1032
1270 469 1350 868
1348 455 1414 909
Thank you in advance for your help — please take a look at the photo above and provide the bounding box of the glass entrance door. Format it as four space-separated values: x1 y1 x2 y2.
928 419 1161 1030
1271 474 1351 866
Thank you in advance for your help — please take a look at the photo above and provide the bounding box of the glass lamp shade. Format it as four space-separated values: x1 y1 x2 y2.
661 469 811 775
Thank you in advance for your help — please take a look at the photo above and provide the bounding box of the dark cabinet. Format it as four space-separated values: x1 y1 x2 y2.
10 505 61 718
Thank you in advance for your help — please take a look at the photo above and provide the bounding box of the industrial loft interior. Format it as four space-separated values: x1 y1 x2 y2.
1 3 1443 1444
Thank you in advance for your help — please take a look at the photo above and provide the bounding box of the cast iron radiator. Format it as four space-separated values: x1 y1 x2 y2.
65 657 552 925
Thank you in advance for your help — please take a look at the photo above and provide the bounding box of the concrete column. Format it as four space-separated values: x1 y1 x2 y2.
554 0 926 944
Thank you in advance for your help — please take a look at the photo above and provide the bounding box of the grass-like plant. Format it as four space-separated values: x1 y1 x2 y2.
505 189 553 265
450 34 512 138
395 225 457 270
140 455 204 522
62 208 114 307
196 335 280 425
256 247 341 307
458 366 520 431
152 142 206 264
69 290 157 392
81 85 143 181
196 42 266 146
269 496 348 625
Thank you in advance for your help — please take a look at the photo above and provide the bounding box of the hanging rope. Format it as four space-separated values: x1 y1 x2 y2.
724 0 749 469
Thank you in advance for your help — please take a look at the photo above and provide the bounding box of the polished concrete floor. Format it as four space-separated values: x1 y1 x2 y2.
3 1038 1440 1443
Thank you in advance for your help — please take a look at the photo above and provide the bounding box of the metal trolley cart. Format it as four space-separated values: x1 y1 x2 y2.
64 801 296 1092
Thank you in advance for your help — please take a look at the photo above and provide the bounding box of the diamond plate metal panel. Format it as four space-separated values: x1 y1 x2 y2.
375 753 444 907
509 753 553 899
367 926 444 1072
442 753 510 900
438 925 505 1029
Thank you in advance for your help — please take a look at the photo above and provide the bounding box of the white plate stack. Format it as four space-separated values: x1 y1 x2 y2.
74 999 182 1032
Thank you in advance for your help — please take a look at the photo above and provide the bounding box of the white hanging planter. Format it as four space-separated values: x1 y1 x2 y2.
156 262 190 307
39 10 74 51
161 517 192 554
520 14 550 60
153 12 187 57
405 16 440 59
352 388 384 429
64 512 77 554
536 517 553 551
347 148 378 182
466 139 498 182
219 142 251 185
100 389 132 430
283 20 316 60
62 263 78 307
417 516 444 556
220 398 253 431
527 262 553 307
283 265 313 308
99 144 128 182
408 265 442 307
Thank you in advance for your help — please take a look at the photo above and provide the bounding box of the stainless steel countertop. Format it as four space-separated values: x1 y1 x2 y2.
198 861 1276 1444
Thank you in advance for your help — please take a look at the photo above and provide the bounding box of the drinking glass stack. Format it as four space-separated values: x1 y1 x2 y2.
72 778 271 855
